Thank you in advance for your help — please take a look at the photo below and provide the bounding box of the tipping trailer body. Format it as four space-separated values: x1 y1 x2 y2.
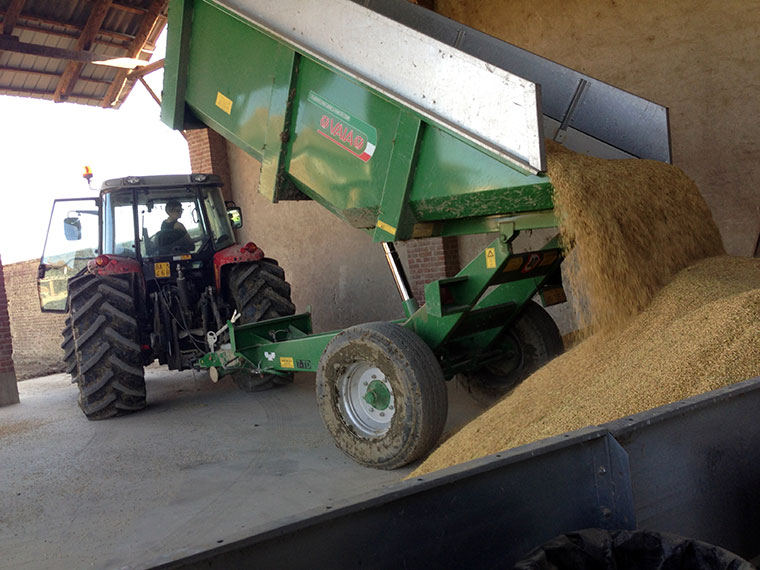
160 0 669 374
160 0 670 469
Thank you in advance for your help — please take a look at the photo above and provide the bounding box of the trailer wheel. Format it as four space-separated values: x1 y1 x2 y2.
459 300 563 406
227 259 296 392
67 273 146 420
316 322 448 470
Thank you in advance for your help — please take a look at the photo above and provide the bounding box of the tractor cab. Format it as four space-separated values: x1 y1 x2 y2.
38 174 243 312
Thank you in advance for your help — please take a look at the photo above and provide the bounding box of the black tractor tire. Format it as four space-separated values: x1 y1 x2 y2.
316 322 448 470
458 300 563 406
61 315 78 383
227 259 296 392
67 272 146 420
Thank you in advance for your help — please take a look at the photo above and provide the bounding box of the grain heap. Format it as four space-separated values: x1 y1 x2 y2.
409 145 758 478
547 140 724 333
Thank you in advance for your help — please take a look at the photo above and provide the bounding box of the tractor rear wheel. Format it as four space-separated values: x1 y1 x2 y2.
458 300 563 406
67 272 146 420
316 322 448 470
227 259 296 392
61 315 77 382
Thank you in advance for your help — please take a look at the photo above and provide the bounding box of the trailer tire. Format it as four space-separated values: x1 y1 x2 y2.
459 300 563 406
227 259 296 392
316 322 448 470
68 273 146 420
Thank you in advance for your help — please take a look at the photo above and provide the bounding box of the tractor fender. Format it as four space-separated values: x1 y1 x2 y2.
213 242 265 290
87 254 143 277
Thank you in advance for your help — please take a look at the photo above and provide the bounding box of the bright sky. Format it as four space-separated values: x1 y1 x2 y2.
0 31 190 264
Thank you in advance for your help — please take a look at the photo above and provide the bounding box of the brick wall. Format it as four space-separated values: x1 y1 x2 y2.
406 236 460 302
0 255 20 404
4 259 67 379
186 128 233 201
0 256 14 375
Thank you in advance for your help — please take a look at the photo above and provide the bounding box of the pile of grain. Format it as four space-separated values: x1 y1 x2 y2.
408 145 753 477
547 141 724 333
412 255 760 476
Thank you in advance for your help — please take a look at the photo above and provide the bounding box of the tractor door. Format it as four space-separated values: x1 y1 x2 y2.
38 198 99 312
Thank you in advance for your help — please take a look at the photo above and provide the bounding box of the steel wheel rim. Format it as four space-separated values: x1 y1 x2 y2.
338 362 395 438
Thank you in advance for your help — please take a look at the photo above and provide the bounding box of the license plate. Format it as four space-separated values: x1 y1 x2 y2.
154 262 171 278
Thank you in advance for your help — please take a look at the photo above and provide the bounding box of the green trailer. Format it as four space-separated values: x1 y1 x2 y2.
161 0 670 469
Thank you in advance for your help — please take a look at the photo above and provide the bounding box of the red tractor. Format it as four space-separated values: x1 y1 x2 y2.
38 174 294 420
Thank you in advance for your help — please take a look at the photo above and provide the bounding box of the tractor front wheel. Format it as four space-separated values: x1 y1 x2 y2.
458 300 563 406
227 259 296 392
67 273 146 420
316 322 448 470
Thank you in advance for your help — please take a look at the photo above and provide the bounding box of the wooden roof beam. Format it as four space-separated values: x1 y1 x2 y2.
2 0 26 36
0 85 103 102
0 64 111 85
53 0 113 102
101 0 166 108
0 35 143 67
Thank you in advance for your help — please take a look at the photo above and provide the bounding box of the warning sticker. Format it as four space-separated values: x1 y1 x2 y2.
485 248 497 269
215 91 233 115
377 220 397 236
154 262 170 278
279 357 295 369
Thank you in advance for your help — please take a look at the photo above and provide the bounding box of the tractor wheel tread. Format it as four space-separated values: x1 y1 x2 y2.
81 369 115 397
74 314 107 351
225 260 295 393
79 342 110 376
102 302 138 327
67 273 146 420
104 326 141 352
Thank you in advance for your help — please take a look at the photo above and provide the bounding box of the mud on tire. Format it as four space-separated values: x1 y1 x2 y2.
67 272 146 420
316 322 448 470
227 259 296 392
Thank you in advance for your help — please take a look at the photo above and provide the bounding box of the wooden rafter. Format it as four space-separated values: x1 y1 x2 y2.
0 35 144 67
0 84 103 101
2 0 26 36
11 14 133 45
0 64 111 85
101 0 166 108
112 2 149 16
53 0 113 102
126 57 164 79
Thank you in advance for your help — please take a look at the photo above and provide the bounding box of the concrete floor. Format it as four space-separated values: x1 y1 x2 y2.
0 365 484 570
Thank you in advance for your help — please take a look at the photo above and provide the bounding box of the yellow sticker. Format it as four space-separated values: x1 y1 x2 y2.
154 262 170 278
485 248 496 269
215 91 233 115
280 357 295 369
376 220 397 236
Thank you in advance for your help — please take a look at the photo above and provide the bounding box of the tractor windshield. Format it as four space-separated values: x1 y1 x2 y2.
135 190 208 257
101 186 235 259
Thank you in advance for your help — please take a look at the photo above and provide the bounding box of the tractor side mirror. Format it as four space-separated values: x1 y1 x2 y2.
227 206 243 229
63 217 82 241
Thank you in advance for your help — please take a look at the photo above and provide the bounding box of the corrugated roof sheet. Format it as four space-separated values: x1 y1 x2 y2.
0 0 167 108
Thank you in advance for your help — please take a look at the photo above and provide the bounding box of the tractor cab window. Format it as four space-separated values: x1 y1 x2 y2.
136 190 209 257
102 192 137 257
202 187 235 250
38 198 99 312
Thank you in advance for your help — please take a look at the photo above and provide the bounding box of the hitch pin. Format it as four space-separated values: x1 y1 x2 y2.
206 310 241 352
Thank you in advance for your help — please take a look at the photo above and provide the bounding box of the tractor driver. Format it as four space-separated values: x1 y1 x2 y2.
156 200 194 253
